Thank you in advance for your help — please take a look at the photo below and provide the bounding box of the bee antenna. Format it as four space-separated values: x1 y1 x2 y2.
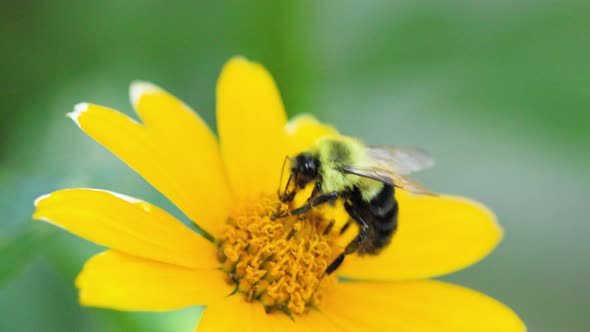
277 156 290 199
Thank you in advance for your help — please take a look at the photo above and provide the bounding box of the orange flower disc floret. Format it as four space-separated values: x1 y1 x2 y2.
218 194 338 315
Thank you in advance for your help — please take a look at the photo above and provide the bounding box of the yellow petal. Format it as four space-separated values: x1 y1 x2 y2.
285 114 339 156
217 57 288 200
70 92 231 238
321 280 525 332
338 193 502 280
33 188 218 269
292 309 344 332
197 295 296 332
197 296 343 332
76 250 231 311
130 82 233 236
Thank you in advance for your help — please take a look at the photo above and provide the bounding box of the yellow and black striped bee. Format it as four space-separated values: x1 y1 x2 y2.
273 135 434 274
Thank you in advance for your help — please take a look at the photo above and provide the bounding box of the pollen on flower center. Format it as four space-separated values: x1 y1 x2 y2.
217 194 339 316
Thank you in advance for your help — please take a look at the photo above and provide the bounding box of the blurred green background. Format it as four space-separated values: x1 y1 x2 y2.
1 1 589 331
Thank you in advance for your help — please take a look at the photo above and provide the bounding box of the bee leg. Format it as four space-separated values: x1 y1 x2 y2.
325 203 369 275
279 190 296 204
325 253 345 275
322 219 335 235
342 202 370 254
307 181 323 201
277 156 292 201
271 191 339 220
339 221 351 235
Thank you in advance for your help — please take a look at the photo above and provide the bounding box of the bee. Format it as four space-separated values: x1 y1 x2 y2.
273 135 435 275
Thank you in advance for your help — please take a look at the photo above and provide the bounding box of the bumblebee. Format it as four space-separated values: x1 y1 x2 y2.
273 135 434 274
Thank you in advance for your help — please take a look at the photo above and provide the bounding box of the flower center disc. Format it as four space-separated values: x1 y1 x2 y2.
217 194 339 315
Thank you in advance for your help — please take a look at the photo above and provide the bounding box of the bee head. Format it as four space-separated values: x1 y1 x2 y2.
291 153 319 188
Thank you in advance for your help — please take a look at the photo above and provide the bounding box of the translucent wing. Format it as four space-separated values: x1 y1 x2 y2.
342 165 436 196
366 146 434 175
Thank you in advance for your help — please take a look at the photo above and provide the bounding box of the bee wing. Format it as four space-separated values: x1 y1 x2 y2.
366 146 435 175
342 165 436 196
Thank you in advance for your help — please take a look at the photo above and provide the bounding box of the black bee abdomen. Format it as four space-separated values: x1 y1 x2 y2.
368 185 396 218
349 185 398 255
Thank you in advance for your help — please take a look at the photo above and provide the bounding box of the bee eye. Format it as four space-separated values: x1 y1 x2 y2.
302 159 318 177
292 153 319 188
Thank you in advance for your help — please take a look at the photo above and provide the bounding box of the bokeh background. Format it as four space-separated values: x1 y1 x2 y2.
1 1 589 331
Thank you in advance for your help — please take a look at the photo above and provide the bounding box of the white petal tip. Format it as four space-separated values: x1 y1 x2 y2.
84 188 144 204
67 103 89 127
33 193 51 206
108 191 144 204
130 81 160 108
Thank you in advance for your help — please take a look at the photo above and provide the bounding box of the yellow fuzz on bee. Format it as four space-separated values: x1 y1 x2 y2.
217 194 339 315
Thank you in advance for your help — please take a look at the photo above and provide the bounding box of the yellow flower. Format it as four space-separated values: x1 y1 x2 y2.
33 57 525 332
